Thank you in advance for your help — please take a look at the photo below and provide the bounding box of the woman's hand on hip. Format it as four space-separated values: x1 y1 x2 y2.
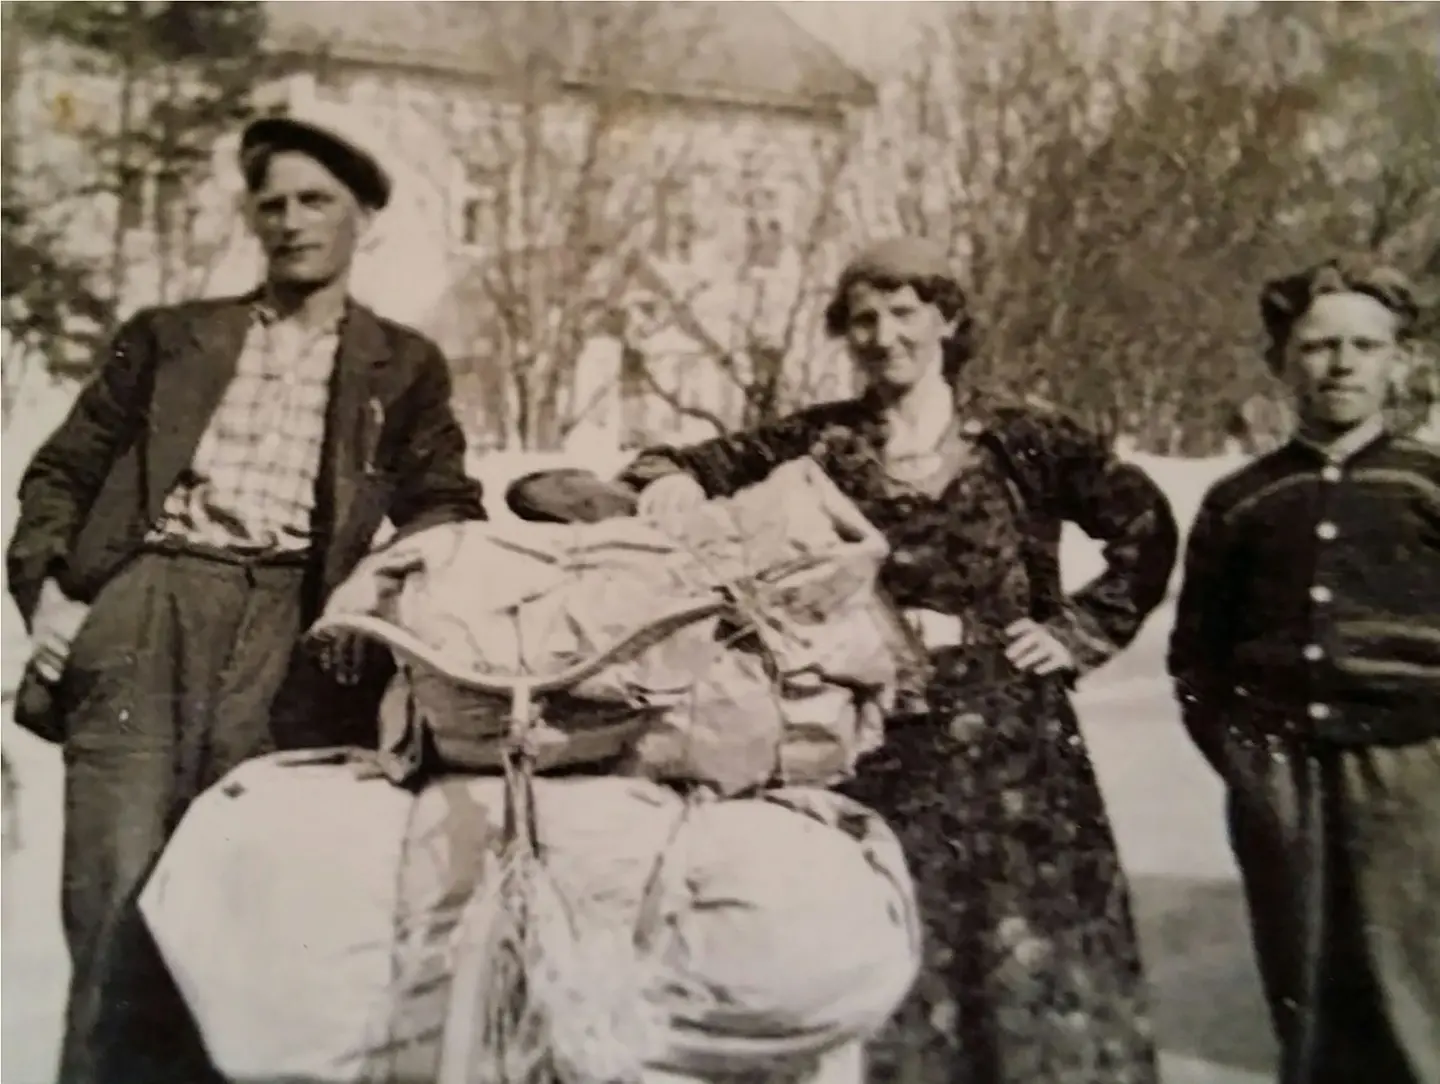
1004 618 1075 676
637 474 707 522
902 608 965 651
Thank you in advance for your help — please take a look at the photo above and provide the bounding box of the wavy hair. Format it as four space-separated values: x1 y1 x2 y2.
1260 255 1421 372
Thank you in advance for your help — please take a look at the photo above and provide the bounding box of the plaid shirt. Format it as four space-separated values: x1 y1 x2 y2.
149 302 340 553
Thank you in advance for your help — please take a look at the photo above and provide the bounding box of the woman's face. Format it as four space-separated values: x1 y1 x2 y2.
843 282 955 394
1284 290 1403 433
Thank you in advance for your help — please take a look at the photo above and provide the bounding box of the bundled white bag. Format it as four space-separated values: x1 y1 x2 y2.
140 753 919 1084
136 753 419 1082
317 458 918 795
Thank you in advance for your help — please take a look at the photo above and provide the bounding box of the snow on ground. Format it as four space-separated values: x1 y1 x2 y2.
2 387 1261 1083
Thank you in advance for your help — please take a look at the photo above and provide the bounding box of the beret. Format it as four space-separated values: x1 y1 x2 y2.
824 236 968 339
240 114 391 211
837 237 954 288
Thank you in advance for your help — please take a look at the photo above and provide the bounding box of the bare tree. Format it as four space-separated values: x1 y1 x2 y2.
622 118 865 437
319 2 720 452
868 4 1190 430
875 1 1439 455
2 1 278 423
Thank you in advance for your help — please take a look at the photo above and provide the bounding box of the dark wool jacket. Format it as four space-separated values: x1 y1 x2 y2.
1169 429 1440 757
5 294 486 740
617 394 1180 679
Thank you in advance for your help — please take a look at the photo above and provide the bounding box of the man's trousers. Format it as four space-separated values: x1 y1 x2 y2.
55 549 309 1084
1224 733 1440 1084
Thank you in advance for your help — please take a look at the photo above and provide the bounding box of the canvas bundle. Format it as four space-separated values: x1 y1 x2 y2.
315 458 920 795
139 755 921 1084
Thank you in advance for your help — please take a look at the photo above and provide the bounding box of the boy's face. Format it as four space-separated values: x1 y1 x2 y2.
1284 291 1403 434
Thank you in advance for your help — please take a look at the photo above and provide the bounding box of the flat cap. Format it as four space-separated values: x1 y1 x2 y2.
240 105 391 211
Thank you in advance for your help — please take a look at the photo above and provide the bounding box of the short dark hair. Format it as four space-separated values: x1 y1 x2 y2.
1260 255 1420 372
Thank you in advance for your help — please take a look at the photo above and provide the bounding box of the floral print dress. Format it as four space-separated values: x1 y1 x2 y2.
619 394 1179 1084
836 436 1160 1084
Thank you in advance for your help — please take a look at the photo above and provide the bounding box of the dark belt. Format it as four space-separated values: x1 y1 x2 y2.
139 538 311 585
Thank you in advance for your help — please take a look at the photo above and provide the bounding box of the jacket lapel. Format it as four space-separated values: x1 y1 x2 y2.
145 297 254 522
319 302 391 584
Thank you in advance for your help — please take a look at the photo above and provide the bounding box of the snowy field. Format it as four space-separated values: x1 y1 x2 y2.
1 391 1267 1084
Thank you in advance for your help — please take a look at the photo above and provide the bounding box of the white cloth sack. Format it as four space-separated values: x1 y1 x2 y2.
140 753 919 1083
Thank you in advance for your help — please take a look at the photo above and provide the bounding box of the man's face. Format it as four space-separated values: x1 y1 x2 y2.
247 150 370 287
843 282 955 394
1284 291 1403 433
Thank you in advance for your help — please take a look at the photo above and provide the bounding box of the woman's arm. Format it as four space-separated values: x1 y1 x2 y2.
1037 415 1181 675
617 403 846 500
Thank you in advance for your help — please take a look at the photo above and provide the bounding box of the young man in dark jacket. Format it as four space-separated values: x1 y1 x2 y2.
6 106 485 1084
1168 256 1439 1084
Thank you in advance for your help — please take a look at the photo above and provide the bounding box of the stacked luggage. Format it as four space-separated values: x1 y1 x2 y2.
140 459 924 1083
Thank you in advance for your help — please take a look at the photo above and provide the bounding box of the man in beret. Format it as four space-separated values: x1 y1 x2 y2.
6 109 485 1083
1169 256 1440 1084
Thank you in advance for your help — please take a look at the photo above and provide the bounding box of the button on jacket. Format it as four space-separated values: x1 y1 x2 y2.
1169 424 1440 753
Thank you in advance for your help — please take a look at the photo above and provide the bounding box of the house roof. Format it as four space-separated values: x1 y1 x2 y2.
264 1 875 114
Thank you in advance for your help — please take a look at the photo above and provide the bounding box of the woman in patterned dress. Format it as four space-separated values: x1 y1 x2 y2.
616 237 1180 1084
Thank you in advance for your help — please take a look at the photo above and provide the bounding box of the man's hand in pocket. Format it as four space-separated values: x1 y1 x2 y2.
30 579 91 683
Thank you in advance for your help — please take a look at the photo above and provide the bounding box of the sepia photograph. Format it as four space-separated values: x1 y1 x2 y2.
1 3 1437 1084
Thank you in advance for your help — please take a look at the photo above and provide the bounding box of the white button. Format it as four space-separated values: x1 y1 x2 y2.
1316 521 1338 541
1321 466 1342 483
1303 644 1325 662
1308 702 1331 721
1310 585 1333 604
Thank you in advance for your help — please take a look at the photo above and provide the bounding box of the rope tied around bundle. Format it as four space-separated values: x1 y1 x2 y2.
438 678 681 1084
316 463 908 1083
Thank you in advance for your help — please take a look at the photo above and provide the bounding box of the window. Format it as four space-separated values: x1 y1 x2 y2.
117 166 145 233
460 194 493 247
152 169 185 238
458 168 504 248
619 340 651 447
746 217 784 270
744 188 783 270
652 180 697 263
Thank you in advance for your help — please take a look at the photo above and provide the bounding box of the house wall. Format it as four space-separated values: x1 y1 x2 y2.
302 58 871 446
